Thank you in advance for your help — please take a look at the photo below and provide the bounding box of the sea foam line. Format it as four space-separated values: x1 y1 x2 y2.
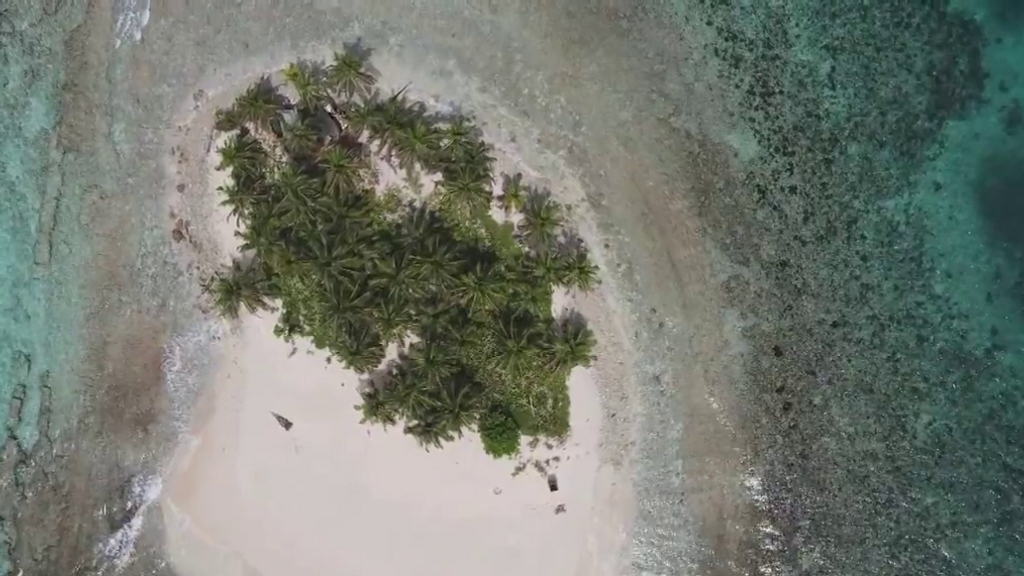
114 0 151 48
96 475 163 572
163 319 223 433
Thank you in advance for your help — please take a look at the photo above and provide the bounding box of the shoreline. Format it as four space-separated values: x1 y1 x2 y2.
158 53 640 576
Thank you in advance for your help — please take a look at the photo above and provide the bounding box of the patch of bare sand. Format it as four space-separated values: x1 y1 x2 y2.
160 53 636 576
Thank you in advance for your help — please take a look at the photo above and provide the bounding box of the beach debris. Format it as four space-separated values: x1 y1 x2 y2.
171 218 192 243
493 487 502 495
271 412 294 431
547 474 559 492
554 504 566 515
512 461 528 477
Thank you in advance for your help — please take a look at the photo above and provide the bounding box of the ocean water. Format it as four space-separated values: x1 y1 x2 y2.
638 0 1024 574
0 2 88 574
3 1 1023 575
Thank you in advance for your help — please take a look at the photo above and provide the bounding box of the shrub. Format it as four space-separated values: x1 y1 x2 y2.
478 406 522 458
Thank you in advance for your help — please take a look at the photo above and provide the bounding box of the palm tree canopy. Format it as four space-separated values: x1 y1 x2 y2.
284 62 330 109
206 53 600 457
328 50 376 101
202 258 272 319
519 193 564 252
545 315 597 372
234 76 283 132
499 172 527 213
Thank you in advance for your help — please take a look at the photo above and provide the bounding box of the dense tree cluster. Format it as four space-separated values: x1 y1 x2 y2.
204 47 599 456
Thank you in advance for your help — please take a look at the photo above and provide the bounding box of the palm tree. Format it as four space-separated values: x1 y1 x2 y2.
373 295 412 345
234 213 278 256
499 172 527 214
557 249 600 292
404 417 455 450
283 62 329 109
327 50 376 101
519 193 563 252
281 119 320 158
217 132 267 180
506 267 553 317
492 310 540 379
383 366 433 416
234 76 283 132
453 260 507 315
401 204 445 243
394 119 442 170
545 316 596 372
414 293 457 336
214 107 245 132
342 97 377 137
528 249 562 285
411 234 461 292
218 181 248 223
271 164 320 224
407 338 457 386
438 115 476 164
436 376 484 435
453 140 495 179
371 248 419 300
341 320 386 372
441 164 492 213
369 88 414 155
358 387 399 427
203 258 271 319
324 277 375 325
319 144 364 193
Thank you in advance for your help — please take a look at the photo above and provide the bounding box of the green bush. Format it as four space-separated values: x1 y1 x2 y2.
478 406 522 458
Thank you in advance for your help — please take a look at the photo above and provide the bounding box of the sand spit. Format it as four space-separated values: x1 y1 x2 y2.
159 52 638 576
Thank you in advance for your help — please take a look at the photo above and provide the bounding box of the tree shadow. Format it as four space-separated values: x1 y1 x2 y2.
254 74 288 108
343 38 374 66
293 57 329 81
523 186 554 207
358 355 402 394
555 308 589 333
557 228 586 255
342 38 381 88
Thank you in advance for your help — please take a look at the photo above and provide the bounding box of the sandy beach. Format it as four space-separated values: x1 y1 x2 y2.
161 316 610 576
158 53 637 576
1 2 766 573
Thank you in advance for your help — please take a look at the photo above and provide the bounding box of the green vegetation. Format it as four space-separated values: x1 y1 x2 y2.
203 46 599 456
478 406 522 458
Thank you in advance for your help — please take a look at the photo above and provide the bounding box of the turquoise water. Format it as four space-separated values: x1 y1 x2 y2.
644 0 1024 574
0 3 87 574
3 1 1023 574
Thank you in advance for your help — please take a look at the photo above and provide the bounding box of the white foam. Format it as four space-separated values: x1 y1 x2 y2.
114 0 151 48
162 320 223 433
97 474 163 571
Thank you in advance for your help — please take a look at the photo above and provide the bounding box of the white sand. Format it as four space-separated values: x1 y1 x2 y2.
160 54 632 576
162 314 605 576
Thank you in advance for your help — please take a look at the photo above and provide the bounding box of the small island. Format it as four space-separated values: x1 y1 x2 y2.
203 47 600 457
